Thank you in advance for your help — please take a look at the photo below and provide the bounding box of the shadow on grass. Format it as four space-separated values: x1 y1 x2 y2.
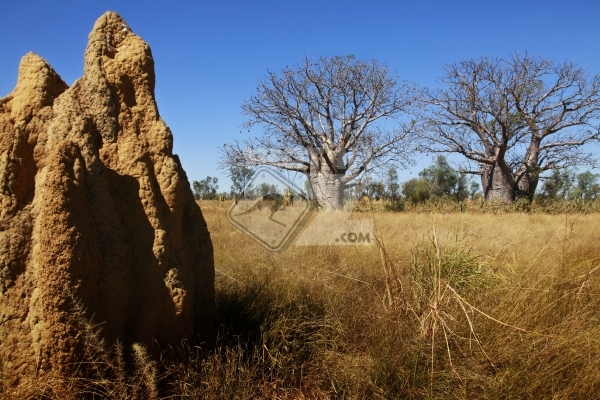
215 275 328 356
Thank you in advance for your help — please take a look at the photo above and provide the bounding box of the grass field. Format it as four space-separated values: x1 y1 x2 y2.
194 202 600 399
9 203 600 399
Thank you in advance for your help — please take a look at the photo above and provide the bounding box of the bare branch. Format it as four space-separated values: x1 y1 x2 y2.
221 55 419 194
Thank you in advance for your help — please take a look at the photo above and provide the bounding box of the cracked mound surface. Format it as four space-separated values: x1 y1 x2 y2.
0 11 216 389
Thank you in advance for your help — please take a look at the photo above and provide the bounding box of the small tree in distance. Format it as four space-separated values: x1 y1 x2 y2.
386 165 401 200
193 176 219 200
220 55 420 210
229 166 254 198
420 156 464 199
571 171 600 201
539 169 574 200
401 156 474 202
402 177 431 203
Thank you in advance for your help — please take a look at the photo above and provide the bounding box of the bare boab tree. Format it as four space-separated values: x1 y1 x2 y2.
220 55 419 210
421 54 600 202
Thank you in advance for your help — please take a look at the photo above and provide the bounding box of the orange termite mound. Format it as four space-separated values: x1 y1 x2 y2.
0 11 216 390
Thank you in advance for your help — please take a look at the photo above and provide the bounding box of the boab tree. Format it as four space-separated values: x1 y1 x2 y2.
420 54 600 202
220 55 419 210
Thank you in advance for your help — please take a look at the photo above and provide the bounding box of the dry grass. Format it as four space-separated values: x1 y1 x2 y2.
357 196 600 214
202 202 600 399
4 201 600 399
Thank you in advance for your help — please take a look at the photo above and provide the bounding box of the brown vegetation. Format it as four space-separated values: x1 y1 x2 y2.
360 196 600 214
5 202 600 399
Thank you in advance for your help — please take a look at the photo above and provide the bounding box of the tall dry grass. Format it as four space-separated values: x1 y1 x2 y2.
4 201 600 399
350 196 600 214
199 202 600 399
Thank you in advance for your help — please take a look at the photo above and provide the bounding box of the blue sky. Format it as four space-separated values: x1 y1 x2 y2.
2 0 599 191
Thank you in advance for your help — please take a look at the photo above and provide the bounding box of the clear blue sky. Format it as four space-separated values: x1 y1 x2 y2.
2 0 599 191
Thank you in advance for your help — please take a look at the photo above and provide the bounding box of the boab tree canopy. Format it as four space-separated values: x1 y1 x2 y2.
420 54 600 202
221 55 419 210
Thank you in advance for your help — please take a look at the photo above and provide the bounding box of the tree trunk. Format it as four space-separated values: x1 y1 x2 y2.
309 173 344 211
306 148 347 211
515 137 541 202
516 173 539 202
481 161 515 202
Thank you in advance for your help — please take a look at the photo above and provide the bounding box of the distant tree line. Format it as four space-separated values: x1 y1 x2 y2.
345 156 479 203
538 170 600 201
193 158 600 206
192 176 219 200
193 166 283 201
